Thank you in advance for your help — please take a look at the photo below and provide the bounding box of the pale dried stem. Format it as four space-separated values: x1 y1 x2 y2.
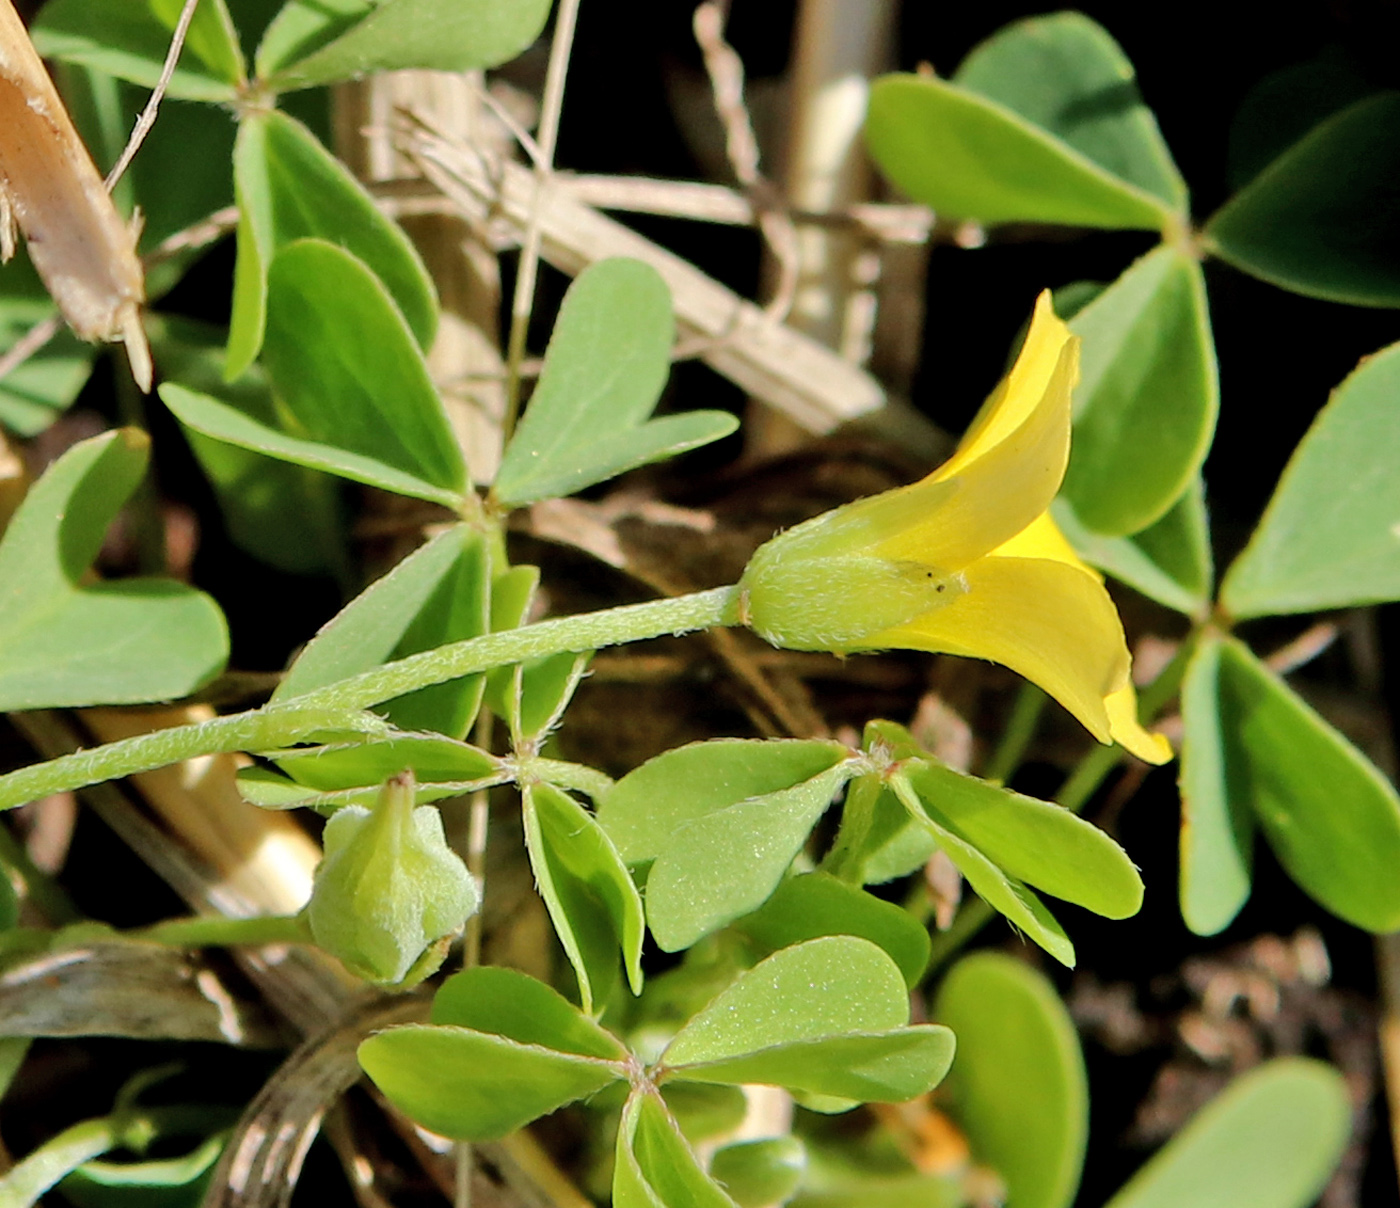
502 0 582 440
105 0 200 190
692 1 800 325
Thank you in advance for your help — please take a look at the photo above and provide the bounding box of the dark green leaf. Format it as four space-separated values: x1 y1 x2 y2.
260 0 553 90
597 738 849 866
901 761 1142 918
1103 1059 1350 1208
1178 637 1254 935
892 774 1074 966
258 240 460 497
1189 638 1400 932
33 0 243 100
1053 478 1213 618
954 12 1186 211
734 872 930 988
523 783 645 1012
148 316 343 576
1226 54 1375 191
494 259 736 505
358 1025 622 1141
0 430 227 709
710 1138 806 1208
432 966 627 1059
1205 93 1400 307
160 383 459 506
645 763 857 952
1222 339 1400 617
228 111 437 375
934 953 1087 1208
865 74 1170 230
660 1084 748 1145
1061 247 1218 535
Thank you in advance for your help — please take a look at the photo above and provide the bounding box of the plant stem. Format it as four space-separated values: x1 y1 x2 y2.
0 586 742 812
136 913 310 949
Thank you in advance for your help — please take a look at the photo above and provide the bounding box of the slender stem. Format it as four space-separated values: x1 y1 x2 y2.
981 683 1046 784
104 0 201 190
135 913 310 949
0 586 742 811
500 0 582 441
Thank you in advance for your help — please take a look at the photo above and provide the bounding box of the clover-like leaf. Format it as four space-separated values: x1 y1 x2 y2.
0 429 227 710
257 0 553 91
228 111 437 376
523 783 645 1013
1222 337 1400 617
1061 247 1218 536
33 0 244 101
1103 1059 1350 1208
934 953 1088 1208
493 259 738 506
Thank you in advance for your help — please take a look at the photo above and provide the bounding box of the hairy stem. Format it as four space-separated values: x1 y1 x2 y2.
0 587 742 811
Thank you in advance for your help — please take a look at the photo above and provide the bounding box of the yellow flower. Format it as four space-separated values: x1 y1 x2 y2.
738 292 1170 765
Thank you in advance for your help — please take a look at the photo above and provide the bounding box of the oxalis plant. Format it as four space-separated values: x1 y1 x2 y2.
0 2 1394 1206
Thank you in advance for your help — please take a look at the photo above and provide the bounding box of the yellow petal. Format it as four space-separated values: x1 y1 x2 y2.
1106 685 1173 764
989 511 1098 575
873 333 1078 569
862 556 1130 742
937 292 1074 477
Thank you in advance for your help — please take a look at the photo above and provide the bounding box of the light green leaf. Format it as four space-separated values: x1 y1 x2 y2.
523 783 645 1012
1061 247 1218 535
1053 479 1213 618
934 953 1087 1208
864 74 1171 230
148 316 342 576
734 872 931 988
902 761 1143 918
494 259 737 505
667 1028 956 1106
160 383 459 507
1191 638 1400 932
892 774 1074 967
32 0 243 100
272 732 501 792
0 430 227 710
227 111 437 376
260 0 553 91
1103 1059 1350 1208
61 1129 224 1202
661 1084 749 1145
1205 93 1400 307
663 937 909 1067
711 1138 806 1208
598 738 850 866
253 0 370 78
1178 637 1254 935
645 762 857 952
358 1025 622 1141
615 1092 737 1208
1222 338 1400 617
275 528 478 703
954 12 1186 211
432 966 627 1059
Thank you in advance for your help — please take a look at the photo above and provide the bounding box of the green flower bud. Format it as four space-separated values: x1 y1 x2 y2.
308 772 479 986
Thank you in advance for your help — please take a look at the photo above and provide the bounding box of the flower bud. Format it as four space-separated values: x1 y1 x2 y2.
308 772 479 986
